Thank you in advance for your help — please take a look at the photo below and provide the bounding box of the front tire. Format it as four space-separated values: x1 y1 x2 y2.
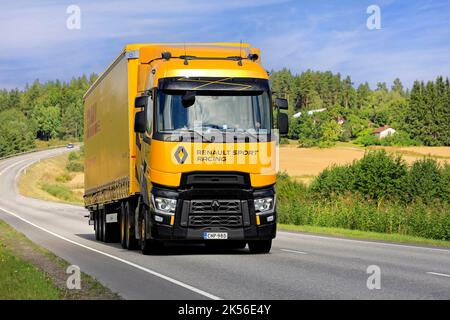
248 240 272 254
141 214 163 255
125 201 138 250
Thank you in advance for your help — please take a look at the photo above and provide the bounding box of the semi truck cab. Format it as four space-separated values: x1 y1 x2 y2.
83 43 288 254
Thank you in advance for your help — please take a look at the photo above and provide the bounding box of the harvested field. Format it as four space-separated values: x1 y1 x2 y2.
279 145 450 184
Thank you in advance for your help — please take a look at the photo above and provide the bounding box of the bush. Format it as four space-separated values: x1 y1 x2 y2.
310 164 354 197
441 163 450 203
403 158 445 204
66 161 84 172
42 183 74 201
311 150 408 204
380 131 421 146
277 173 450 240
354 133 380 146
351 150 407 204
68 151 80 161
55 172 72 183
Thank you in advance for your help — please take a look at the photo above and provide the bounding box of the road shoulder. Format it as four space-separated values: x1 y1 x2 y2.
0 219 121 300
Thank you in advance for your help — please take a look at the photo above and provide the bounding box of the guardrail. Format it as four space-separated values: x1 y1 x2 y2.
0 143 81 161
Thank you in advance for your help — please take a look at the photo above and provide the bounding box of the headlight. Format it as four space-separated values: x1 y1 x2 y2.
153 196 177 214
254 197 274 213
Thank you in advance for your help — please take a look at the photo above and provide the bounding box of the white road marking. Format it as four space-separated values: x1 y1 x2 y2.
0 205 222 300
280 249 308 255
278 231 450 253
427 272 450 278
0 158 29 176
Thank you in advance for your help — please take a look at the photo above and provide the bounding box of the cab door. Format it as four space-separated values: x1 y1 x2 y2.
136 90 154 205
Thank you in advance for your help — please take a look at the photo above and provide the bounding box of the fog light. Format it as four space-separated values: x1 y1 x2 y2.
267 215 274 222
154 215 163 222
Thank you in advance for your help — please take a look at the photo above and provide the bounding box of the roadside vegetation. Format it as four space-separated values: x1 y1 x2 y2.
0 220 119 299
277 150 450 242
19 149 84 205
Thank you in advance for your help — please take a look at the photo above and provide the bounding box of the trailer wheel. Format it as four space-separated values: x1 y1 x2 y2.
102 208 117 243
248 240 272 254
125 201 138 250
99 210 104 242
120 203 127 248
94 211 100 241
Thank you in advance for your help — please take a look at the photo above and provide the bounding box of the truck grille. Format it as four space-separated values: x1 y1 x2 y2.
191 200 241 214
188 215 243 227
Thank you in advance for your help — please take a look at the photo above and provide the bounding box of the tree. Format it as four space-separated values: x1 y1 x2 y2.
340 76 356 109
356 82 371 109
391 78 404 96
320 119 341 147
376 82 388 92
31 105 61 140
0 109 35 156
60 100 83 139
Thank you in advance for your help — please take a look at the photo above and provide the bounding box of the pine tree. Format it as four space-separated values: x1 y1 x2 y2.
391 78 404 96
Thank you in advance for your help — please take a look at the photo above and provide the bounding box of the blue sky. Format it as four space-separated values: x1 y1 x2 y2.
0 0 449 89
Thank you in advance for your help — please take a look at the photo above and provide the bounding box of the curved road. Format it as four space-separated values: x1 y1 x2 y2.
0 148 450 300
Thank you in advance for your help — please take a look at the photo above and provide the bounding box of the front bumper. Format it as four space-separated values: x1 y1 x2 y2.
150 218 276 241
146 185 277 241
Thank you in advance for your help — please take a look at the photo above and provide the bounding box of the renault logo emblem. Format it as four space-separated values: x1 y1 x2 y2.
174 146 188 164
211 200 221 211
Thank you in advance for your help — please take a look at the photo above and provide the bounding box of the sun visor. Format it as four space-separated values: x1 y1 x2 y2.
158 77 269 92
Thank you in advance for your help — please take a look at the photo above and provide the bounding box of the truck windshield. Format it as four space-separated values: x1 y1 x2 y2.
156 91 272 135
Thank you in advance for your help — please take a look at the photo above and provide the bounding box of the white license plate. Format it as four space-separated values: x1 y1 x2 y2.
203 232 228 240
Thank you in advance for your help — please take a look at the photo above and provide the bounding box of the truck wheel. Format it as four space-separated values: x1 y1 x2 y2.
140 217 162 255
102 209 117 243
99 210 104 242
248 240 272 254
120 204 127 249
94 211 100 241
125 201 138 250
231 241 247 249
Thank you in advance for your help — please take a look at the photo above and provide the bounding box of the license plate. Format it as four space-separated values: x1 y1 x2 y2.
203 232 228 240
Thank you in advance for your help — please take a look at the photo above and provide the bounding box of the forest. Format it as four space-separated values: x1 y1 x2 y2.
270 69 450 147
0 70 449 157
0 74 97 157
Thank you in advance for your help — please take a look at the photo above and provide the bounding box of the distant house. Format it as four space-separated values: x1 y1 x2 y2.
293 108 327 118
373 125 396 139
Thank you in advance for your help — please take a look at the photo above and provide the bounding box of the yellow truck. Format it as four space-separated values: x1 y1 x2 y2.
83 43 288 254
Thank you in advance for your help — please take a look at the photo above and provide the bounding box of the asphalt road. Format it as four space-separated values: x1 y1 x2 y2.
0 148 450 300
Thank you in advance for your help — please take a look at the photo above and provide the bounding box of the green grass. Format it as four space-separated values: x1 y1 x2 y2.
278 224 450 249
0 248 61 299
41 183 78 202
0 221 61 299
0 220 120 300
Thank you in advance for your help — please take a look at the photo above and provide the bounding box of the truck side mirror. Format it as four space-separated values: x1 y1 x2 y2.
135 95 148 109
277 113 289 136
275 98 288 110
134 111 146 133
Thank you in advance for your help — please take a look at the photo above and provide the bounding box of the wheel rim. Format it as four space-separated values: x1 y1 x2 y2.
120 212 125 242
